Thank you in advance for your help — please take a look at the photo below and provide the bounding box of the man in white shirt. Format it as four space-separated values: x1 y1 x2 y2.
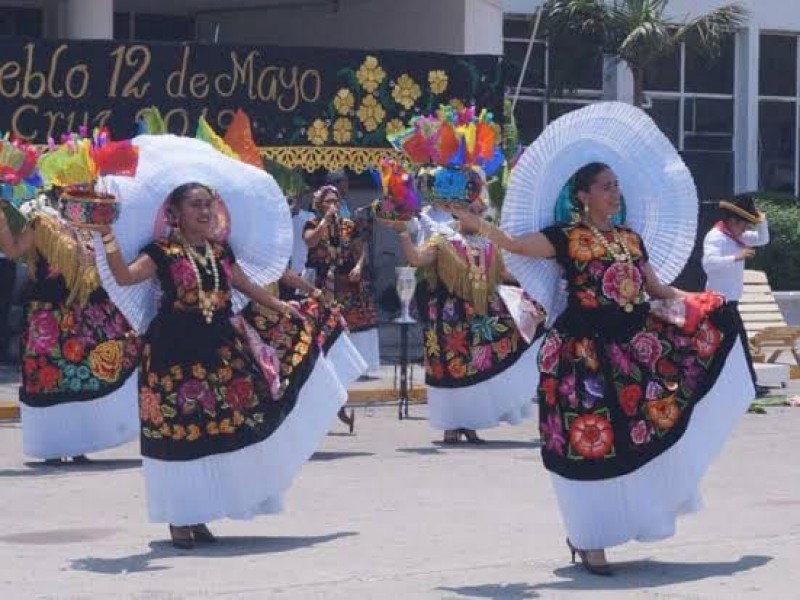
702 193 770 395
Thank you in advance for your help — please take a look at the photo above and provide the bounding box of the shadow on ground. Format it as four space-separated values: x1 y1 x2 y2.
70 531 359 575
311 451 374 461
397 440 541 455
437 555 772 598
0 459 142 478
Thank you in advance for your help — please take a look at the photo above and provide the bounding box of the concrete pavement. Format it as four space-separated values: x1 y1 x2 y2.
0 395 799 599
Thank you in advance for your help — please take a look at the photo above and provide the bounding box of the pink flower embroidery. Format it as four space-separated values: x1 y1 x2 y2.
601 262 643 307
607 342 633 375
539 332 562 375
558 372 578 408
471 344 493 371
170 258 197 290
540 410 566 455
177 379 216 414
630 331 662 371
631 420 651 445
27 310 60 354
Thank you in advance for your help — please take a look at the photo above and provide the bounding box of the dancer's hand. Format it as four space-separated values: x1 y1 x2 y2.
736 248 755 261
284 301 305 320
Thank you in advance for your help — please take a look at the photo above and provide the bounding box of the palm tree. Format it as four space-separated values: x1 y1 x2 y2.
541 0 748 106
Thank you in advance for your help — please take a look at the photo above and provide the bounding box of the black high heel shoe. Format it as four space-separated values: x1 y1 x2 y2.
191 523 216 543
459 429 486 444
337 407 356 433
169 525 194 550
566 538 612 576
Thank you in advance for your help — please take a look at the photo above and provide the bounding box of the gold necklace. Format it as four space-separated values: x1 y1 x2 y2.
584 221 633 263
584 222 637 313
463 234 488 291
182 240 220 324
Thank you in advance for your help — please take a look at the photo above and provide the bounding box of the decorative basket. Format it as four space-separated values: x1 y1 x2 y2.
415 165 483 207
59 187 120 230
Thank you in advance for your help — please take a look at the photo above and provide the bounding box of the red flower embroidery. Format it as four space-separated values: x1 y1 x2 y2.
693 320 721 359
618 384 642 417
444 329 468 355
225 378 254 412
541 376 557 407
569 414 614 459
38 365 60 391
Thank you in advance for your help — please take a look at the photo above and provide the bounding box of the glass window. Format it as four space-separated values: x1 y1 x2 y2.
685 36 734 94
503 16 536 40
512 100 544 145
0 8 42 37
648 99 680 146
548 45 603 91
760 35 797 97
503 41 546 90
643 44 680 92
758 101 796 193
683 98 733 151
548 102 587 123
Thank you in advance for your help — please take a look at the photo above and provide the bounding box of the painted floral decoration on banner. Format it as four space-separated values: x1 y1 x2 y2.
299 55 466 147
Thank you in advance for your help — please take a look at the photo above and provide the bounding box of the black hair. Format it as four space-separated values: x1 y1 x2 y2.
573 162 611 194
166 182 213 214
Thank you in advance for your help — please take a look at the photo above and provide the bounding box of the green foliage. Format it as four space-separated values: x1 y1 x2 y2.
541 0 747 104
749 196 800 291
487 99 522 215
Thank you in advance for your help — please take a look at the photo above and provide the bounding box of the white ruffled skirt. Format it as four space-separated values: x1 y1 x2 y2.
551 341 754 549
21 372 139 459
348 328 380 374
326 332 369 388
142 356 346 525
427 340 541 431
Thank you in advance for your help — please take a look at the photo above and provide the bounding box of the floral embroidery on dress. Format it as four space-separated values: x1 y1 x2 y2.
21 292 141 400
537 224 734 479
138 240 274 455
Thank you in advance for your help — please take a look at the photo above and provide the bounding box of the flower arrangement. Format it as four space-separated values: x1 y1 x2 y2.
0 135 44 234
388 105 505 207
37 127 138 229
369 158 420 221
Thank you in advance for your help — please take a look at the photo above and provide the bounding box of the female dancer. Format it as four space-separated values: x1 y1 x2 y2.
303 185 381 374
454 160 751 574
100 181 346 548
383 196 542 444
0 195 140 464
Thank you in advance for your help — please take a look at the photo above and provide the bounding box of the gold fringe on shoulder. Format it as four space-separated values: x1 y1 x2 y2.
423 234 504 315
29 214 100 307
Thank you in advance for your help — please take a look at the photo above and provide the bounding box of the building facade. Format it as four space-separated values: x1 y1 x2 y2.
504 0 800 201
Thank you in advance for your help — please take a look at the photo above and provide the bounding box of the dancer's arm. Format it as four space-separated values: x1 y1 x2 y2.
380 220 437 267
0 206 33 259
449 207 556 258
231 264 303 318
303 205 337 248
280 270 322 299
98 229 156 286
641 262 686 300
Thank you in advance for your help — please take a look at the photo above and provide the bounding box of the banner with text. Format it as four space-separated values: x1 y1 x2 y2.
0 39 503 170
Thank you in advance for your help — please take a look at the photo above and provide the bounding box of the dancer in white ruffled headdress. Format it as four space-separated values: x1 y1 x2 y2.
452 102 756 575
95 134 347 549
